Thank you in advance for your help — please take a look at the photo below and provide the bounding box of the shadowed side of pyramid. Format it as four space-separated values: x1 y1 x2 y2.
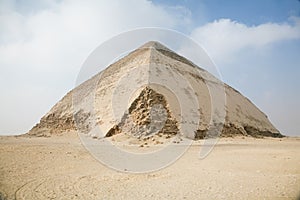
28 41 283 139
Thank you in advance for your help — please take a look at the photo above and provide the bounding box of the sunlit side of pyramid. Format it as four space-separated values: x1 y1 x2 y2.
28 41 283 139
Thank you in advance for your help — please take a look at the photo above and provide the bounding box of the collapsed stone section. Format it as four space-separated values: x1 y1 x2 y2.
29 108 92 136
29 113 75 136
105 86 179 138
194 123 283 139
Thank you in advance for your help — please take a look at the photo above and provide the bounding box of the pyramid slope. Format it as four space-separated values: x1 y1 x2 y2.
28 41 283 138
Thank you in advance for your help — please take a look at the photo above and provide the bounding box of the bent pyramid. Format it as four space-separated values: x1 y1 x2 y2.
28 41 283 139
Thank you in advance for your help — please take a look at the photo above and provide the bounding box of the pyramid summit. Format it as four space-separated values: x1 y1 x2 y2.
138 41 173 51
28 41 283 139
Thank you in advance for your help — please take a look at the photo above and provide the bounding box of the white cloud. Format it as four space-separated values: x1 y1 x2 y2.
191 17 300 63
0 0 182 72
0 0 188 134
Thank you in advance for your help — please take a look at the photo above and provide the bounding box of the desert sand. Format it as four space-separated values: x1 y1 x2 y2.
0 133 299 200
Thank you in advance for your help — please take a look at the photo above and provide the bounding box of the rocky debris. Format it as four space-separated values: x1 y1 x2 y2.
28 107 92 136
29 113 76 135
195 123 284 139
105 86 179 140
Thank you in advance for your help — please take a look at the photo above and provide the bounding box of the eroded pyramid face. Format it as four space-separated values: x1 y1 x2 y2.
106 86 179 139
29 41 281 140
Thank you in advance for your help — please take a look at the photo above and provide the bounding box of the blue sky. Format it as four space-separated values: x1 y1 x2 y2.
0 0 299 136
154 0 300 26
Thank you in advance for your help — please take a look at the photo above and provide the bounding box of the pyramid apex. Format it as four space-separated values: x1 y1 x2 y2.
138 41 171 51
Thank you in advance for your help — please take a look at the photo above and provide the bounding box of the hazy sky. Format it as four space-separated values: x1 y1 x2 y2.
0 0 300 136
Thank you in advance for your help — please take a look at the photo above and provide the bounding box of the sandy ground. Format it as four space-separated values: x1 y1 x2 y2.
0 133 299 200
